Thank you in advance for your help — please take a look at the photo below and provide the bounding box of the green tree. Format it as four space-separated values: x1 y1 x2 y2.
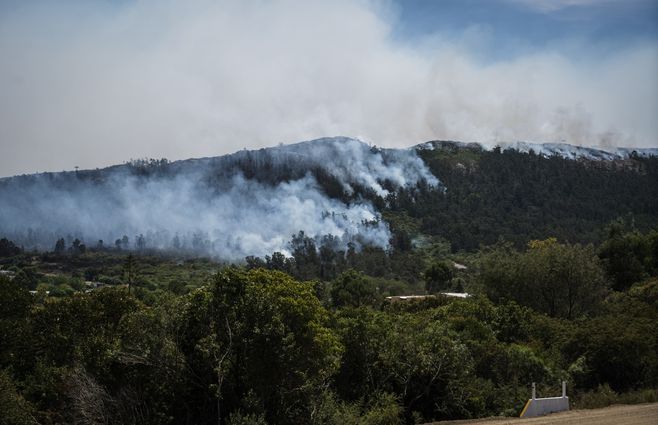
54 238 66 254
0 276 33 371
0 276 32 320
180 268 342 424
481 239 609 319
330 270 378 308
0 238 21 257
123 254 137 294
377 312 484 420
0 370 37 425
424 261 453 294
599 225 651 291
333 308 389 401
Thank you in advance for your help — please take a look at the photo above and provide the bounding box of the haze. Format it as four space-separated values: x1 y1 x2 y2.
1 0 657 176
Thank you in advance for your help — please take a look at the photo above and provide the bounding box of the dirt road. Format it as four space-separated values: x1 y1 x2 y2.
429 403 658 425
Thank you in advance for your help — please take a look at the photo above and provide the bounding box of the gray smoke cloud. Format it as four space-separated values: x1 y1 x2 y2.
0 0 656 177
0 137 438 259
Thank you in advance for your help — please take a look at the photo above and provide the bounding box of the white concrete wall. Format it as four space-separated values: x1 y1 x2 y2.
520 396 569 418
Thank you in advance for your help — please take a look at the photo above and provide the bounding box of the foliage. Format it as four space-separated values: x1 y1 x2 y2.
406 146 658 251
0 223 657 423
330 269 379 308
599 221 657 291
424 260 453 294
0 370 37 425
178 268 343 424
0 238 22 257
480 239 609 319
573 385 658 409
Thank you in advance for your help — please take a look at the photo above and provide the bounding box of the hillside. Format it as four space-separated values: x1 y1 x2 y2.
0 137 436 258
1 137 656 259
402 140 658 250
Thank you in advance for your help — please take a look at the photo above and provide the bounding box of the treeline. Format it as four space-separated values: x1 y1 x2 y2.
1 224 657 424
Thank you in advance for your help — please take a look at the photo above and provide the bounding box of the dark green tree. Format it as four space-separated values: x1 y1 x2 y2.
54 238 66 254
0 238 21 257
123 254 137 294
424 261 453 294
0 371 37 425
599 224 651 291
181 268 342 424
330 270 378 308
481 239 609 319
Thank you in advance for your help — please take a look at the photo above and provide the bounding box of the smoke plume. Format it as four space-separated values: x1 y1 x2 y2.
0 137 438 259
0 0 656 177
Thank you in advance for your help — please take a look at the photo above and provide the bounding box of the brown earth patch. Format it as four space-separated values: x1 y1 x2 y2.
427 403 658 425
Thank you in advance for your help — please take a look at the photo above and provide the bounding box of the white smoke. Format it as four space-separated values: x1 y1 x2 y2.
0 137 437 259
0 0 656 177
255 137 439 196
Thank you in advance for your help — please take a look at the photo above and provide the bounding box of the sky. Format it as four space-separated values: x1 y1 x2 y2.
0 0 657 176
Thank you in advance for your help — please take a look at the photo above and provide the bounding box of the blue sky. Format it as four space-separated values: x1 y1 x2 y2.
392 0 658 58
0 0 656 175
2 0 654 61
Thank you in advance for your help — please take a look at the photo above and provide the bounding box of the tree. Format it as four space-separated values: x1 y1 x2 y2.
375 311 483 421
0 276 32 321
136 234 146 251
0 371 37 425
290 231 319 279
245 256 266 270
266 252 294 275
181 268 342 424
0 238 22 257
0 238 21 257
564 314 658 391
526 239 608 319
424 261 453 294
0 275 34 387
54 238 66 254
599 225 651 291
333 308 389 401
481 239 609 319
330 270 378 308
123 254 137 294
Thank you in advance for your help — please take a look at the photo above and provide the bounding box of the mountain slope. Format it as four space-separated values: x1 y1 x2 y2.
1 137 656 257
0 137 437 258
398 140 658 250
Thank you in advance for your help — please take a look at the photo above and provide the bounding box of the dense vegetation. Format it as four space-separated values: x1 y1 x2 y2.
393 143 658 251
2 223 657 424
1 146 658 424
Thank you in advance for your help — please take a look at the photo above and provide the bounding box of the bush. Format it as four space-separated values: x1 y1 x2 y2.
0 370 36 425
573 384 658 409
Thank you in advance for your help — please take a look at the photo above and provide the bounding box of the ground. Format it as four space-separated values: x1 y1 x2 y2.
428 403 658 425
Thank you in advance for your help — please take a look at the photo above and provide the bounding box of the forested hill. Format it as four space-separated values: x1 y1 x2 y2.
0 137 657 257
388 140 658 251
